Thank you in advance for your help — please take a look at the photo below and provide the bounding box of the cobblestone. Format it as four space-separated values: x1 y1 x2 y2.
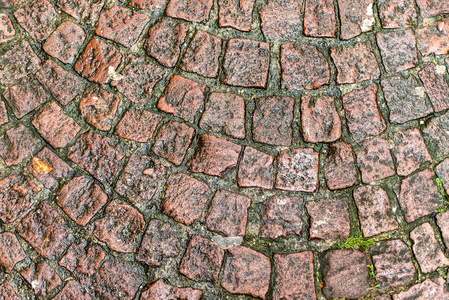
419 63 449 112
3 78 46 119
166 0 213 22
237 146 274 189
14 0 58 41
0 124 41 167
337 0 375 40
0 283 19 299
416 18 449 56
21 261 62 296
304 0 336 37
356 137 396 183
141 279 203 300
0 232 26 273
323 142 358 190
54 0 104 23
0 14 15 43
393 277 449 300
377 0 417 29
259 0 302 42
376 29 418 73
43 21 85 64
115 108 162 143
218 0 255 31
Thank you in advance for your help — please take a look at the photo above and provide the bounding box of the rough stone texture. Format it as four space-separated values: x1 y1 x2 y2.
252 96 293 146
423 112 449 158
259 0 302 41
129 0 169 9
157 75 207 123
96 6 150 47
410 222 449 273
200 92 245 139
280 43 330 90
323 142 358 190
166 0 213 22
57 176 107 226
370 239 416 291
189 134 241 177
323 250 370 299
93 200 145 253
419 63 449 112
0 124 41 167
152 121 195 166
43 21 86 64
222 38 270 88
342 84 386 140
179 236 225 284
398 169 441 223
0 101 8 126
437 210 449 247
137 219 183 267
0 283 19 300
221 246 271 299
237 146 274 189
304 0 337 37
353 185 399 237
14 0 58 41
218 0 255 31
377 0 417 29
115 108 162 143
331 42 380 84
416 18 449 56
415 0 449 18
436 159 449 194
0 14 15 43
17 201 73 260
141 279 203 300
306 197 350 241
206 190 251 236
0 232 26 273
0 0 27 7
3 78 46 119
75 38 122 84
111 55 164 103
21 261 62 296
337 0 375 40
36 59 86 106
260 196 304 239
356 137 396 183
273 252 315 300
301 95 342 143
32 101 81 148
376 29 418 73
275 148 319 192
53 280 92 300
55 0 104 23
162 173 211 225
392 277 449 300
145 18 188 68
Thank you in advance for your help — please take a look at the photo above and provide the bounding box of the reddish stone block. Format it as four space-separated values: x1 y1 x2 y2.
180 30 222 78
415 0 449 17
166 0 213 22
393 277 449 300
410 222 449 273
306 197 350 241
141 279 203 300
57 176 107 226
115 108 161 143
0 0 27 8
423 113 449 158
137 219 183 267
21 261 62 296
390 128 432 176
419 63 449 112
304 0 337 37
54 0 104 23
36 60 86 106
437 210 449 247
221 246 271 299
337 0 375 40
275 148 319 192
324 142 357 190
162 173 211 225
356 137 395 183
416 18 449 56
0 101 8 126
323 250 370 299
331 41 380 84
280 43 330 90
75 38 122 84
377 30 418 73
273 252 315 300
370 239 416 291
436 159 449 194
237 146 274 189
115 153 166 204
301 95 341 143
259 0 302 41
3 78 46 119
222 38 270 88
189 134 241 177
152 121 195 165
145 18 188 68
79 86 120 131
0 232 26 273
14 0 58 41
53 280 92 300
32 102 81 148
0 124 41 167
218 0 255 31
377 0 417 28
96 6 150 47
260 195 304 239
129 0 169 9
398 169 441 222
179 236 225 284
0 14 15 43
17 201 73 259
43 21 85 64
0 283 19 300
157 75 206 123
381 75 433 124
252 96 294 146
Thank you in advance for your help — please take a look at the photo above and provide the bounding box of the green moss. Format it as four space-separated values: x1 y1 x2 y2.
436 178 449 212
337 231 374 252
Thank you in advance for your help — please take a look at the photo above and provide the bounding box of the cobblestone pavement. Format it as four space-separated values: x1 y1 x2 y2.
2 0 449 299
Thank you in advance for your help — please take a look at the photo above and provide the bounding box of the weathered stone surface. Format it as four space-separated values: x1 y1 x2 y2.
0 0 27 7
0 124 41 167
377 0 417 28
166 0 213 22
222 38 270 88
423 112 449 158
0 232 26 273
392 277 449 300
304 0 337 37
129 0 169 9
419 63 449 112
273 252 315 300
162 173 211 225
280 43 330 90
14 0 58 41
436 159 449 194
0 14 15 43
323 142 358 190
356 137 396 183
21 261 62 296
306 197 350 241
415 0 449 18
53 280 92 300
259 0 302 41
237 146 274 189
416 18 449 56
157 75 207 123
0 101 8 126
377 29 418 73
218 0 255 31
179 236 224 284
337 0 375 40
79 86 120 131
115 108 161 143
141 279 203 300
437 210 449 247
55 0 104 23
3 78 46 119
276 148 319 192
0 283 19 300
43 21 85 64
